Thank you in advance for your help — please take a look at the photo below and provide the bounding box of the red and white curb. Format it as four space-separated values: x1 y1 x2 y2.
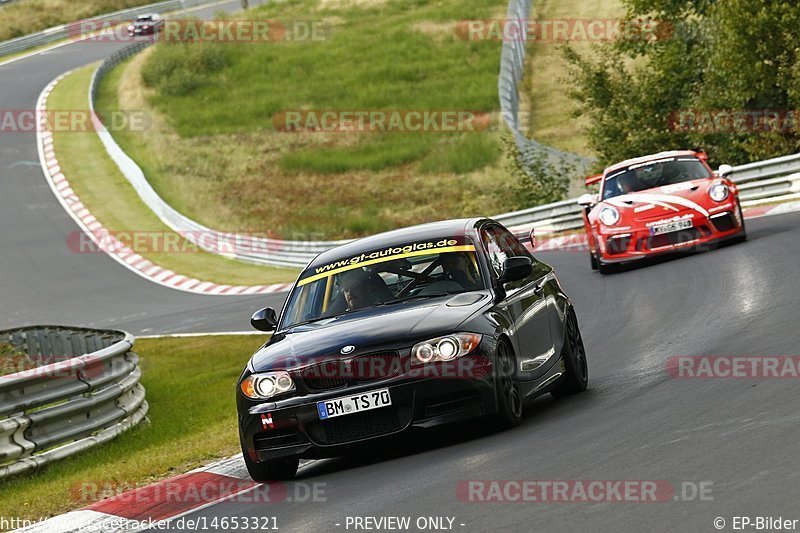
17 455 316 532
36 74 293 296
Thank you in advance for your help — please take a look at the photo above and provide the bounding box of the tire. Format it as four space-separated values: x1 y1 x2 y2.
590 251 598 270
551 309 589 397
730 200 748 244
243 452 299 481
596 250 612 275
494 339 522 429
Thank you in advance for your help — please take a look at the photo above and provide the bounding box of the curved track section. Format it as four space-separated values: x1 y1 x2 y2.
4 2 800 530
0 1 286 335
160 212 800 531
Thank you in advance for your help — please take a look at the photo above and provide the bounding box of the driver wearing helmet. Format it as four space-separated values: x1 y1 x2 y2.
618 172 642 194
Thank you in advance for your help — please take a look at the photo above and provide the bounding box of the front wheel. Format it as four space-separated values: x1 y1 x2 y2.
243 451 299 481
596 250 613 275
551 309 589 397
494 340 522 428
730 200 748 244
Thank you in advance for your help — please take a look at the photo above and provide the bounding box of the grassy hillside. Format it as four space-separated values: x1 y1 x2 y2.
523 0 624 158
102 0 515 239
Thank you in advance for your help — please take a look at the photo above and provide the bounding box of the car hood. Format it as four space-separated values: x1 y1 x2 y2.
599 178 717 222
250 292 491 372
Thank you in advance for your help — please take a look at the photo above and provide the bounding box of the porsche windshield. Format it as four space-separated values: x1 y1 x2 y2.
602 157 712 200
281 238 484 329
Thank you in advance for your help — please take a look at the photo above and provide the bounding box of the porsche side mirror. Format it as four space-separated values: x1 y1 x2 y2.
499 256 533 284
577 193 597 208
251 307 278 332
717 164 734 178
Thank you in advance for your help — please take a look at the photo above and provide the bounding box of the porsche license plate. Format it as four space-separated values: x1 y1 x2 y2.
650 219 692 236
317 388 391 420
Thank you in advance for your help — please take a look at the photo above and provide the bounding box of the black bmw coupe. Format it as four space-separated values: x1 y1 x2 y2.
237 218 588 480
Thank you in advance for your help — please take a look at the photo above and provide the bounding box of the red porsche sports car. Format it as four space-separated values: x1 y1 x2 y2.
578 149 747 274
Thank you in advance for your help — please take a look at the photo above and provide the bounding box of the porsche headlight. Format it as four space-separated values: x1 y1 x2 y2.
599 206 620 226
709 183 730 202
412 333 482 364
240 371 295 400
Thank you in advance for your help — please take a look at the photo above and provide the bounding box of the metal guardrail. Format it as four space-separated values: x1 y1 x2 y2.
0 327 146 479
0 0 222 59
88 42 800 266
497 0 593 173
87 16 800 268
493 167 800 234
89 42 347 269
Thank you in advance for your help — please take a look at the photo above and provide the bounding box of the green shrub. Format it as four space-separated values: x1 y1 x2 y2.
142 41 230 97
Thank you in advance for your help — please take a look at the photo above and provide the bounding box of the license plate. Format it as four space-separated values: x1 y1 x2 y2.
317 388 392 420
650 219 692 236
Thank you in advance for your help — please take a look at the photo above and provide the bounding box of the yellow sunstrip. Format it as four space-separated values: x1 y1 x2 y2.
297 244 476 287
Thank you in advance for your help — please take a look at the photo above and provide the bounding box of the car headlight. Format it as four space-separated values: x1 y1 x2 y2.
412 333 482 364
709 183 730 202
598 206 620 226
240 371 295 400
128 25 135 30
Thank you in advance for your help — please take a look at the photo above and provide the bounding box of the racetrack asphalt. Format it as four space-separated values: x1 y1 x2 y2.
154 211 800 532
3 2 800 530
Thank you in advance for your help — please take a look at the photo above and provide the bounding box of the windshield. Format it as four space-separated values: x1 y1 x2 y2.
280 237 483 329
602 157 712 200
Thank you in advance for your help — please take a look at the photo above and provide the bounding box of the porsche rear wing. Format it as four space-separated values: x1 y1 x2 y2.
585 173 603 187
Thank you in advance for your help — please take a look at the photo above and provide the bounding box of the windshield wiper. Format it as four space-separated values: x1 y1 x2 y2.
286 316 333 329
379 292 453 306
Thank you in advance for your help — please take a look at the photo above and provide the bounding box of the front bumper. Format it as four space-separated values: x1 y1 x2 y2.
597 205 745 264
238 356 496 462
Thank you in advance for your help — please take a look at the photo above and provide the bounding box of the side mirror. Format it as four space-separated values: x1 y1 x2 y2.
499 256 533 284
577 193 597 208
251 307 278 332
717 164 733 178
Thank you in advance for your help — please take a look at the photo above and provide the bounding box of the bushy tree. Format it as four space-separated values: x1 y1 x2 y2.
498 132 572 209
565 0 800 168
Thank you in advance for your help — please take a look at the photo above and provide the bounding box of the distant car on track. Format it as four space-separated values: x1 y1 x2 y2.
237 218 588 480
127 14 163 36
578 149 747 274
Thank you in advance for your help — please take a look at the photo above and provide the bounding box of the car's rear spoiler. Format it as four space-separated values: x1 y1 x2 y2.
514 229 536 249
585 173 603 187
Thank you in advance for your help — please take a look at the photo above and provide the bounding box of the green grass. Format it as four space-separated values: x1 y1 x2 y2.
49 65 299 286
0 334 266 523
0 343 34 377
522 0 624 158
0 0 159 42
100 0 510 239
